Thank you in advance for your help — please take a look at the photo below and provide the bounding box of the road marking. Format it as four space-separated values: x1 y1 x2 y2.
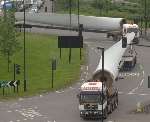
81 78 85 81
118 72 140 77
118 91 124 94
23 118 27 121
84 72 87 74
56 91 64 93
128 78 144 94
139 93 149 96
7 110 12 113
16 120 20 122
86 66 88 71
143 70 145 75
140 79 144 86
9 121 13 122
127 92 136 95
69 87 75 90
18 98 24 101
17 108 43 119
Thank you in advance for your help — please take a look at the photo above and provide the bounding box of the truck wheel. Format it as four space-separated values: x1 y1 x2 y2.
109 104 113 113
112 102 115 111
103 108 108 119
114 99 118 108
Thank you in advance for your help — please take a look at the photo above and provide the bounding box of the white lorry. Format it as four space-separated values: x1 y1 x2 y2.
119 46 137 71
107 23 140 44
77 81 118 119
77 33 136 119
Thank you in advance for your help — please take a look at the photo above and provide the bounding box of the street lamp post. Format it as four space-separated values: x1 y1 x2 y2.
23 0 27 91
144 0 147 36
69 0 72 63
77 0 79 26
51 0 54 13
97 47 104 122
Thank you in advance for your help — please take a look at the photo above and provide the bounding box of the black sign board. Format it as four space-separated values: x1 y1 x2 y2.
148 76 150 88
58 36 83 48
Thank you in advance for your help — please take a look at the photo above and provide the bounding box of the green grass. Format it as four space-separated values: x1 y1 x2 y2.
0 33 85 100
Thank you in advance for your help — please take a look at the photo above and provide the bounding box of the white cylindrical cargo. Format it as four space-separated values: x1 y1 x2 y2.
15 12 126 32
93 32 135 88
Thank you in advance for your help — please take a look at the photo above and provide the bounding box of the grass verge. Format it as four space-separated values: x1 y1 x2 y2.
0 33 85 100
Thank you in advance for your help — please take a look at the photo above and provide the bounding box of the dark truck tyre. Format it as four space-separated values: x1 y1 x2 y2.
103 108 108 119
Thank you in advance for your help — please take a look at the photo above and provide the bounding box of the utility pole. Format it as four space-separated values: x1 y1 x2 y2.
144 0 147 36
77 0 82 60
23 0 27 91
69 0 72 64
77 0 79 26
101 48 104 122
97 47 105 122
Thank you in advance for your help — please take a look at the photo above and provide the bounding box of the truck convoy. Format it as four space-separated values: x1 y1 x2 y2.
77 32 136 119
107 23 140 44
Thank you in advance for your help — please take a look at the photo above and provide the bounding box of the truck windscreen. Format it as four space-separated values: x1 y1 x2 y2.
80 94 102 103
127 28 138 33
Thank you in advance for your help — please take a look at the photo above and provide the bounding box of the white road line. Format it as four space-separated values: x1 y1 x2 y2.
139 93 149 96
84 72 87 74
18 98 24 101
69 87 75 90
17 120 20 122
118 91 123 94
23 118 27 121
81 78 84 81
7 110 12 113
140 79 144 86
56 91 64 93
143 71 145 75
9 121 13 122
128 79 144 94
86 66 88 71
91 47 94 50
127 92 136 95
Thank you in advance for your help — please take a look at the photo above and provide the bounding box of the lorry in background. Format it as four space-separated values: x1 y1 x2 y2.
119 46 137 71
107 23 140 44
77 80 118 119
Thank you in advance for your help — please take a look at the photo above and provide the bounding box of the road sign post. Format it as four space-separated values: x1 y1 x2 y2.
78 24 83 60
3 87 5 96
51 59 56 88
0 80 20 94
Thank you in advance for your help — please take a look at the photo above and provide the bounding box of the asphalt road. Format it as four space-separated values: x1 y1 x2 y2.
0 28 150 122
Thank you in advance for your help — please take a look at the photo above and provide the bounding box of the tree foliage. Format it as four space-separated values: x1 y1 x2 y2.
0 9 21 57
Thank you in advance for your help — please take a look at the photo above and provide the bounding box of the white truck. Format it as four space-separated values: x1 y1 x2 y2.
107 23 140 44
77 33 136 119
119 46 137 71
77 81 118 119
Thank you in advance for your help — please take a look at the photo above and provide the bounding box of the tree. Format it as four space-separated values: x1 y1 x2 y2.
0 8 21 71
